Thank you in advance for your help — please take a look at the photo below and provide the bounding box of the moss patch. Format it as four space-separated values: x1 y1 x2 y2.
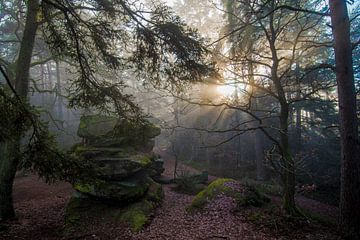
73 178 150 203
189 178 235 210
133 154 153 167
116 200 154 231
189 178 270 211
115 179 163 231
145 178 164 202
73 183 93 194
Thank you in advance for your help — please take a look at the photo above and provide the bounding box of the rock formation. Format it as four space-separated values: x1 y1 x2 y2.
65 115 164 231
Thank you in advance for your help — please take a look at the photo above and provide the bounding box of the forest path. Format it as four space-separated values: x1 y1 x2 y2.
0 151 338 239
132 184 272 240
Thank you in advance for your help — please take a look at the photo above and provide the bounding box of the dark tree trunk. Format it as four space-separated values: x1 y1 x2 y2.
0 141 18 220
55 61 63 121
0 0 39 221
14 0 39 98
279 103 296 214
329 0 360 238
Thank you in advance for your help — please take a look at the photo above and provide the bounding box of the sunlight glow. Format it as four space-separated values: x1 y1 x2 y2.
216 84 237 98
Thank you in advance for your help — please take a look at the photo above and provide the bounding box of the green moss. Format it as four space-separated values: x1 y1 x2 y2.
133 154 152 167
115 179 163 231
116 200 154 231
190 178 235 210
73 183 93 194
146 178 164 202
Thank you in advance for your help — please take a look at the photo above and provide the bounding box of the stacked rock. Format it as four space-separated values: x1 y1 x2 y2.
66 115 164 231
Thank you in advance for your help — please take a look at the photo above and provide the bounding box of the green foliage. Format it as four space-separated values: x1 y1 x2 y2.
0 88 32 141
190 178 235 210
0 87 98 184
40 0 213 119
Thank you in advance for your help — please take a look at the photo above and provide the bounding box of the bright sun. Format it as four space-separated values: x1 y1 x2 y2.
217 84 237 97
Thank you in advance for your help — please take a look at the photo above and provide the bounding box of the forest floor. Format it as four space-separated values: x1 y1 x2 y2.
0 154 341 240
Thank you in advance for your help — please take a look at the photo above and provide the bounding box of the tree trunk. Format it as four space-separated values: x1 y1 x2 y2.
0 141 18 220
329 1 360 238
0 0 39 221
254 129 265 181
55 61 63 121
14 0 39 98
280 104 297 214
266 2 297 214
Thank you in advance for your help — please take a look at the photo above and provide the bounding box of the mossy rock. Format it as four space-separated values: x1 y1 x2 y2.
73 172 150 202
72 146 154 180
77 115 160 147
115 200 154 231
64 195 109 232
66 179 163 233
189 178 236 210
73 146 133 159
113 119 161 145
115 179 163 231
148 158 165 177
94 155 153 180
145 178 164 203
78 115 118 140
189 178 270 211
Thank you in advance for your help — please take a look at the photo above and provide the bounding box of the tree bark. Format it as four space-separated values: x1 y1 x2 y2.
55 61 63 121
329 0 360 238
280 103 296 214
14 0 39 98
0 0 39 221
0 141 18 220
268 8 296 213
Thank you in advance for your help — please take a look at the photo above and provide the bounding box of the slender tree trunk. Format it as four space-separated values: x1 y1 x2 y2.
248 57 265 181
254 129 265 181
266 2 297 214
40 64 45 105
294 62 302 153
329 1 360 238
55 61 63 121
280 104 296 214
0 0 39 221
